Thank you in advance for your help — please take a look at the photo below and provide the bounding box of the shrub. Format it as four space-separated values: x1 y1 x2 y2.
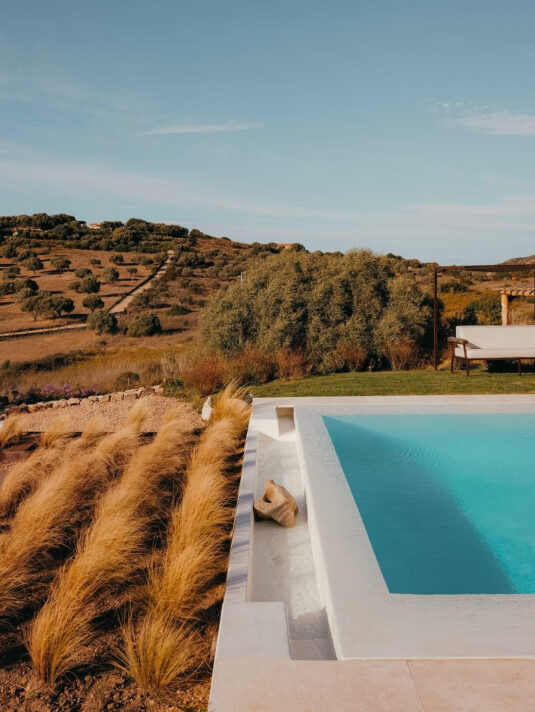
375 274 431 359
13 278 38 293
75 267 92 278
126 313 161 337
101 266 119 283
82 294 104 313
167 304 192 316
382 340 420 370
276 349 309 380
44 295 75 321
0 281 15 297
161 350 181 384
178 352 227 396
7 383 95 405
463 295 501 325
439 279 468 294
226 347 276 385
87 310 117 334
22 256 44 274
89 258 101 266
4 265 20 279
131 292 151 309
51 258 71 274
323 343 367 372
80 276 100 294
110 254 124 264
114 371 140 390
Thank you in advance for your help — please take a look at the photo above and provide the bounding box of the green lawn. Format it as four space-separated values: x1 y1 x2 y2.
251 369 535 397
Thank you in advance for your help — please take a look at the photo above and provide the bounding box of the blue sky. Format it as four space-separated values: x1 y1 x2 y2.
1 0 535 262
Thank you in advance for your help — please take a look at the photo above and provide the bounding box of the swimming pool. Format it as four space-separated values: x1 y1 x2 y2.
324 413 535 595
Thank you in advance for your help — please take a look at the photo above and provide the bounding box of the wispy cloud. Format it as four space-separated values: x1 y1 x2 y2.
457 110 535 137
2 151 535 262
135 122 264 136
435 101 535 137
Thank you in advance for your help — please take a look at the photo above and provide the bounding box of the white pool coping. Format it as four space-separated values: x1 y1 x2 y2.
211 395 535 710
217 396 535 662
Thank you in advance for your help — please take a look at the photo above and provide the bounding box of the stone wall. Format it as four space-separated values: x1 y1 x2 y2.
2 384 164 417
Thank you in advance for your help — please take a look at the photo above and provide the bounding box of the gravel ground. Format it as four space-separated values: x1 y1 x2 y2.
16 394 202 433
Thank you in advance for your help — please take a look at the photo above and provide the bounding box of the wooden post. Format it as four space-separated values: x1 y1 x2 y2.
433 268 438 369
500 292 509 326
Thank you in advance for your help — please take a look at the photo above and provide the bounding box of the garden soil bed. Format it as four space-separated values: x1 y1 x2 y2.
0 395 239 712
0 638 211 712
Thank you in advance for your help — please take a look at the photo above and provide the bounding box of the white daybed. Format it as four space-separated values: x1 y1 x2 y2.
448 325 535 376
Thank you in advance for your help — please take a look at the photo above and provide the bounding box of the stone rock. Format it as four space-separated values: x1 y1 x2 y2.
27 403 41 413
152 384 164 395
123 389 139 400
201 396 213 421
67 398 80 406
8 404 29 414
98 394 111 403
52 399 68 409
253 479 298 528
87 395 99 403
138 387 153 398
110 392 124 402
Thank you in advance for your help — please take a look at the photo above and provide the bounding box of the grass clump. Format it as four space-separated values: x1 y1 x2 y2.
117 384 250 693
29 406 198 684
0 416 23 449
0 404 147 630
0 416 74 523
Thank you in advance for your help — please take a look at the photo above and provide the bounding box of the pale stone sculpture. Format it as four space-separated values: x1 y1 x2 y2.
253 479 298 528
201 396 213 421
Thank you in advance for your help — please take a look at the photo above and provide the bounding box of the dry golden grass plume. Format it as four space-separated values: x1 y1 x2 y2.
38 416 72 449
211 381 251 435
0 417 104 524
119 612 208 695
0 415 145 631
0 416 23 449
118 391 250 693
29 410 197 684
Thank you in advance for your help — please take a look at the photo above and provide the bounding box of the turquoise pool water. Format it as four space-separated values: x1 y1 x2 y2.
323 413 535 594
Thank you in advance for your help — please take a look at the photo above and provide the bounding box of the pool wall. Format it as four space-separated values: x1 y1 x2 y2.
294 396 535 659
210 396 535 710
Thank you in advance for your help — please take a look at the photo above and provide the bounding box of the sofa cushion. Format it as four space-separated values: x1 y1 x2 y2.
455 347 535 359
456 325 535 349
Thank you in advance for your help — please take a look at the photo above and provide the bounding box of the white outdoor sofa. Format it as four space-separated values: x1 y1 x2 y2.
448 325 535 376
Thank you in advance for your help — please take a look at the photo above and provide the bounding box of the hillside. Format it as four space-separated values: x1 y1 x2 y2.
2 212 535 403
0 213 284 339
0 213 284 400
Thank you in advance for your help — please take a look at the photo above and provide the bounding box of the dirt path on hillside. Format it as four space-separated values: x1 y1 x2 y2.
0 251 175 340
109 250 174 313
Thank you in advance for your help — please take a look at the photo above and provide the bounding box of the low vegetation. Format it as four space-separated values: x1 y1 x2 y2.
118 386 250 693
0 386 249 709
0 411 143 628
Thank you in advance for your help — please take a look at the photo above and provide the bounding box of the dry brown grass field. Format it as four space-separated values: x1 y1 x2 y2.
0 386 250 711
0 247 156 333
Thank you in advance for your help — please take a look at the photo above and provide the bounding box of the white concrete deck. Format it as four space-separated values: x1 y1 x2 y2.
210 396 535 711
